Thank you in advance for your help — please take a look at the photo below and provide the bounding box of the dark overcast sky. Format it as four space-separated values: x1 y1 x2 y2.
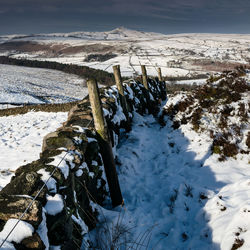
0 0 250 35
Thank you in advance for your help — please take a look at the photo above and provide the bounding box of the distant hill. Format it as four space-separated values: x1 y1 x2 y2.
0 28 249 77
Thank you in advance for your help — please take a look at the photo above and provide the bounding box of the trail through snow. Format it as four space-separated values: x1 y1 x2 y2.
115 112 214 249
106 111 250 250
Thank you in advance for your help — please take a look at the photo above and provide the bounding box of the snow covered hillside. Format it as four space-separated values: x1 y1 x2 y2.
0 27 249 77
0 64 87 108
89 68 249 249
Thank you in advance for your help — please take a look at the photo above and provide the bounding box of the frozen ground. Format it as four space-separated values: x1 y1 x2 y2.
0 64 87 107
90 108 249 250
0 111 67 190
1 27 249 77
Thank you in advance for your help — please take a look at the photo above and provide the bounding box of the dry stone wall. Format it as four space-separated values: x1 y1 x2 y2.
0 78 166 249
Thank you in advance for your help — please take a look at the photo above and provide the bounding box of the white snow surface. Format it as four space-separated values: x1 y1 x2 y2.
0 219 34 244
0 64 87 106
93 110 250 250
45 194 64 216
0 111 67 190
38 169 57 193
49 152 75 179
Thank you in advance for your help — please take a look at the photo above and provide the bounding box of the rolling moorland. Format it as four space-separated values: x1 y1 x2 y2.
0 28 249 249
0 27 250 77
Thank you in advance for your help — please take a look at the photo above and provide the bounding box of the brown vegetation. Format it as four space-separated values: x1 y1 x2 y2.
192 59 248 72
0 101 80 117
84 53 117 62
0 41 124 56
164 67 250 160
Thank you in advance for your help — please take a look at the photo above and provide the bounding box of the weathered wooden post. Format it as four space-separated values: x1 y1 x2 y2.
157 67 166 101
157 67 163 82
87 79 123 207
141 65 149 90
113 65 130 125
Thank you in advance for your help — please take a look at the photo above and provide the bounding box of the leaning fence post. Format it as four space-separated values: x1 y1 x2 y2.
141 65 149 90
113 65 130 125
157 67 163 82
87 79 123 207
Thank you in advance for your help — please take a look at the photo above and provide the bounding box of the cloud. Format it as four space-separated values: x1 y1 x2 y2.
0 0 249 34
0 8 8 14
1 0 249 18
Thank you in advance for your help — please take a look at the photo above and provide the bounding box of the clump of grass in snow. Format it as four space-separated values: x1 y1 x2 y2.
168 189 178 214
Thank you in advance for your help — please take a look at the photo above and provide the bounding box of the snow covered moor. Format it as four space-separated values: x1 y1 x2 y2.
0 28 249 250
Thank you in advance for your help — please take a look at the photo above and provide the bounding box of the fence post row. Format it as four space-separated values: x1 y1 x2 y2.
112 65 130 127
141 65 149 90
87 79 123 207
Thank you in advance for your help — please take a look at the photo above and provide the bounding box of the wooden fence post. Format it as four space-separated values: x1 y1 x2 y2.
87 79 123 207
113 65 130 126
157 67 163 82
141 65 149 90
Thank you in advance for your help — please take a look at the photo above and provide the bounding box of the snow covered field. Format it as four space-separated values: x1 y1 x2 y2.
0 111 67 190
1 27 249 77
0 64 87 107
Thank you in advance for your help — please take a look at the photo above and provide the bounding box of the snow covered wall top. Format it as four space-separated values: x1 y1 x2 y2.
0 77 166 249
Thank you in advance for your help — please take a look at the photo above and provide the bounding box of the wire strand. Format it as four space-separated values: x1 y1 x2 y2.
0 151 69 248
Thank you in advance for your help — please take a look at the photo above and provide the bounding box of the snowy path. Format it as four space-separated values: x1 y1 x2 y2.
114 112 250 249
116 113 214 249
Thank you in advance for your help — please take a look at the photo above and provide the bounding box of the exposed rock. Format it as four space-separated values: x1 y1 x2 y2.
42 132 75 152
64 117 94 128
0 195 42 226
17 232 45 249
42 126 89 153
246 132 250 149
15 159 65 187
1 172 47 204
